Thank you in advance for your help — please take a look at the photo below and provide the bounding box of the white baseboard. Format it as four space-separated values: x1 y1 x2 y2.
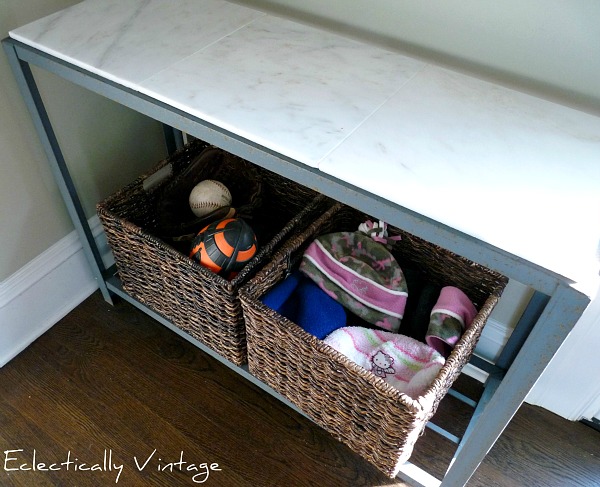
0 216 113 367
474 317 513 363
462 317 512 384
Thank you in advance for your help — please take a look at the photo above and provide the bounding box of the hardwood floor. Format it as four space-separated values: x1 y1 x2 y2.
1 292 598 486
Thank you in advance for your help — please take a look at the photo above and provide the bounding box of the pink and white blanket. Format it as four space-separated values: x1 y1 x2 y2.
324 326 445 399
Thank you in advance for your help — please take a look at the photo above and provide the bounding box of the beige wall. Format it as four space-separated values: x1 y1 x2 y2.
1 0 166 280
240 0 600 112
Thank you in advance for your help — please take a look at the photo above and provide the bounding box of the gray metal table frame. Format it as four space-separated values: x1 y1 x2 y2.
3 37 591 487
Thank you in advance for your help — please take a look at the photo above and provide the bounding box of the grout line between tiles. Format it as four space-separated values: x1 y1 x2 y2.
315 63 432 170
136 12 268 86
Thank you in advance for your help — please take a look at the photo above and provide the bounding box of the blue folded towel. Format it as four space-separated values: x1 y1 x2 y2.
261 271 346 339
261 270 301 315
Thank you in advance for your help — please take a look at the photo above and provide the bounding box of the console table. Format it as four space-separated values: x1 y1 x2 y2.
4 0 600 485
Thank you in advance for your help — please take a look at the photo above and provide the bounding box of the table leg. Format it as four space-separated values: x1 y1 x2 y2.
441 283 589 486
3 42 112 303
162 124 184 154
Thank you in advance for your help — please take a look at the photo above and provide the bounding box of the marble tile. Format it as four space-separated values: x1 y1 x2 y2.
320 65 600 289
139 15 426 166
9 0 265 87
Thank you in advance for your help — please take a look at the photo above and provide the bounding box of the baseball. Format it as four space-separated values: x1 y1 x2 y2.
189 179 232 218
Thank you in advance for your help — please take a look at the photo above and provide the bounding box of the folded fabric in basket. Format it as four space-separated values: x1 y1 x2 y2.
261 271 347 340
324 326 445 399
425 286 478 358
300 230 408 333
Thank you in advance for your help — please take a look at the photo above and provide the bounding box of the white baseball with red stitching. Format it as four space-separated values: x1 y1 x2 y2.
188 179 232 217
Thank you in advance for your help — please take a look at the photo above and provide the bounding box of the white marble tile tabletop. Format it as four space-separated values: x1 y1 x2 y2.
9 0 600 294
320 65 600 294
138 15 425 166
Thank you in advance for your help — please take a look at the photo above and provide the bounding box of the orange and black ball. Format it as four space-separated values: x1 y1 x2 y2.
190 218 257 278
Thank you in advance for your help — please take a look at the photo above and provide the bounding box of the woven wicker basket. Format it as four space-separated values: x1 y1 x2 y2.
239 205 507 477
97 140 331 365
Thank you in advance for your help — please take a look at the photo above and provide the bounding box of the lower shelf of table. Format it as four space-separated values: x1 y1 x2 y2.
105 273 494 487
